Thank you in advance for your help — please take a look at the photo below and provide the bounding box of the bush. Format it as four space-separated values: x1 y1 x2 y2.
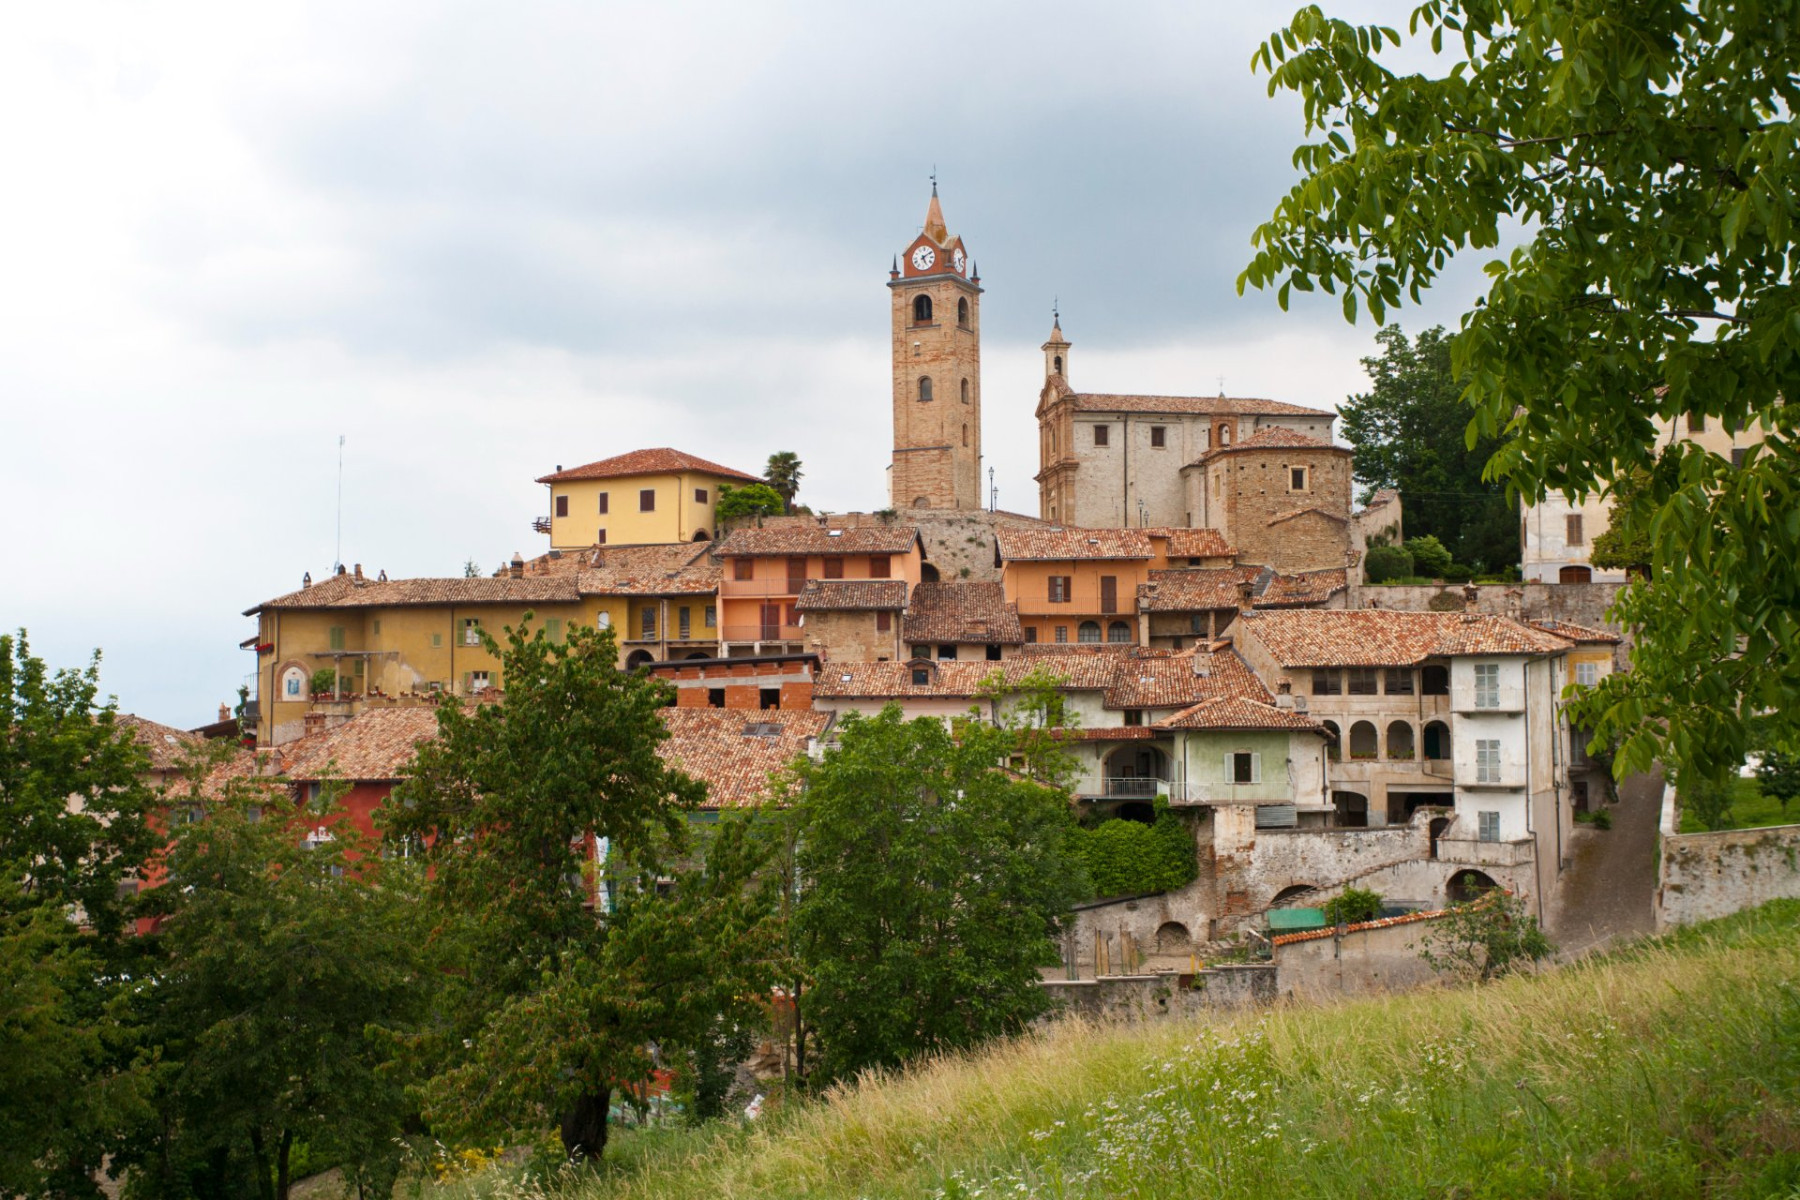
1073 807 1197 899
1320 886 1384 925
310 668 338 695
1363 544 1414 583
1438 563 1475 583
1591 808 1612 830
1403 535 1455 578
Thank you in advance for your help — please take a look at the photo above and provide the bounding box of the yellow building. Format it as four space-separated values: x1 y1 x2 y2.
535 448 763 551
246 545 721 745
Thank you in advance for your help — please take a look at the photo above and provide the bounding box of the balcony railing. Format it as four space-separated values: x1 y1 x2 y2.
1099 776 1165 799
720 579 808 597
720 624 805 643
531 516 552 534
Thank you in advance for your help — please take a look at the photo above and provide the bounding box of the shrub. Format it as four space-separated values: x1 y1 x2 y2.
1073 807 1197 899
1591 808 1613 830
1438 563 1475 583
1363 544 1414 583
1403 535 1455 578
1321 886 1384 925
310 668 338 695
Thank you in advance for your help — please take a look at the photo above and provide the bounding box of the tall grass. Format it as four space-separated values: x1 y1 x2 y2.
432 901 1800 1199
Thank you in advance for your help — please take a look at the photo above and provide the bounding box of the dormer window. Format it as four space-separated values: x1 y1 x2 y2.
913 294 933 324
918 376 934 402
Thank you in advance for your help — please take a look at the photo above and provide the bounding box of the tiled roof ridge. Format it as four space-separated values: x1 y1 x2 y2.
794 579 910 611
1197 426 1345 464
1269 904 1458 946
1068 392 1332 417
536 447 762 484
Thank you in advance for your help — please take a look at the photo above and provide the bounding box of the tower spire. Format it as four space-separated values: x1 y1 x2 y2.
923 177 948 243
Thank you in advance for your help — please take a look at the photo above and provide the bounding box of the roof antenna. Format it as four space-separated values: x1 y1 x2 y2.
334 434 346 572
1218 374 1226 398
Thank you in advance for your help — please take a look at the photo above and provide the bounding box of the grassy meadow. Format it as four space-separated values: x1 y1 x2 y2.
421 901 1800 1200
1678 775 1797 833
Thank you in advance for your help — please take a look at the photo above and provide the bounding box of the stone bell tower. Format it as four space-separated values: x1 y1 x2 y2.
889 184 982 511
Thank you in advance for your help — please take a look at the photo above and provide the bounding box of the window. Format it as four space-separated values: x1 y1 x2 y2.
546 617 564 642
1347 667 1379 695
1312 669 1341 695
919 376 934 402
1732 447 1747 467
823 557 843 579
639 488 656 512
913 294 932 323
962 423 969 447
431 632 443 648
328 626 345 650
707 688 725 708
1048 575 1072 603
875 610 892 632
1478 809 1501 841
1575 661 1600 687
1124 709 1143 726
1476 740 1502 783
1054 625 1069 644
1385 669 1414 695
463 618 481 647
1228 752 1261 784
641 608 658 639
694 487 708 504
937 644 956 660
1053 355 1063 374
555 494 569 517
372 618 382 635
733 558 754 581
1093 424 1109 447
1024 626 1039 643
469 670 491 693
1474 663 1501 708
598 492 609 514
1107 620 1133 643
869 555 891 579
760 687 780 710
597 528 607 545
1290 466 1308 491
677 608 691 639
704 605 716 628
911 667 931 686
1150 425 1166 448
960 378 970 403
1077 621 1102 643
957 297 969 326
1687 412 1705 433
1565 513 1584 546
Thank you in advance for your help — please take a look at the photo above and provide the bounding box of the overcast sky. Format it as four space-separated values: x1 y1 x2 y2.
0 1 1500 726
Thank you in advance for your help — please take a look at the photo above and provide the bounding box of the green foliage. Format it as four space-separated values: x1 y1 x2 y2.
1753 732 1800 821
1071 808 1197 900
1681 772 1738 833
122 768 429 1200
1337 326 1518 570
1362 543 1414 583
309 667 337 696
791 704 1087 1087
388 619 778 1161
1241 2 1800 788
1587 468 1657 572
715 482 786 526
1403 535 1455 578
1416 886 1553 982
463 559 482 579
763 451 804 514
1320 885 1384 925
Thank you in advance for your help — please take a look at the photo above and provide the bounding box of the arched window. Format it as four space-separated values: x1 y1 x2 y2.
1322 719 1341 761
957 297 969 326
1423 720 1450 760
918 376 933 402
1077 620 1102 643
1386 721 1416 760
960 378 969 404
913 294 933 324
1106 620 1132 643
961 423 968 446
1216 423 1232 447
1349 720 1378 760
1053 355 1063 374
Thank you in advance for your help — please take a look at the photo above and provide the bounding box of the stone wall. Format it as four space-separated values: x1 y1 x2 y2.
1272 910 1450 999
802 610 904 663
1041 965 1276 1021
1654 782 1800 931
1206 444 1354 573
1348 582 1630 655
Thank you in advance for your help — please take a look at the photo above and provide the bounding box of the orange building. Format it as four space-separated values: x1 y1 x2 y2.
714 524 926 656
995 526 1233 646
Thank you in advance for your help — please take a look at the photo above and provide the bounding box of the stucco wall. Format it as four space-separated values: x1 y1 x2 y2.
1273 912 1449 998
1655 783 1800 931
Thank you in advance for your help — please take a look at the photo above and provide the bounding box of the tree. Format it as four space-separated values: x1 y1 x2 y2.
1339 326 1518 571
1404 534 1455 579
1587 468 1657 573
1240 3 1800 788
1755 748 1800 821
791 704 1086 1086
1362 542 1414 583
1415 886 1552 982
763 451 804 514
387 620 777 1161
121 769 429 1200
1321 886 1384 925
715 482 786 527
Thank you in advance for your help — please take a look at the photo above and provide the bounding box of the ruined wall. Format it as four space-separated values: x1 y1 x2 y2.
1272 911 1451 999
1041 965 1277 1021
803 610 903 662
1655 782 1800 931
1244 822 1430 907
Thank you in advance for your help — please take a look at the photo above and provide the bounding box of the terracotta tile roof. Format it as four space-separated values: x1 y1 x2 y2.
1148 528 1236 559
249 573 581 615
1155 696 1326 733
1271 905 1455 946
1237 610 1574 668
1258 568 1349 608
1103 649 1272 711
1196 426 1346 464
1058 726 1165 742
116 714 208 771
1068 393 1331 418
1528 619 1622 644
1137 567 1263 612
994 526 1154 561
278 708 442 782
715 525 922 557
536 447 761 485
902 582 1024 644
579 543 721 596
815 656 1120 699
794 579 909 612
656 708 830 809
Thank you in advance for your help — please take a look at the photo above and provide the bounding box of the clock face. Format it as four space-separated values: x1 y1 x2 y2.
911 245 937 271
952 248 966 273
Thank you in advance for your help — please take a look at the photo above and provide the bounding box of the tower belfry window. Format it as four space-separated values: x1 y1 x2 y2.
1053 355 1063 374
960 378 969 404
918 376 933 402
913 294 933 324
957 297 969 326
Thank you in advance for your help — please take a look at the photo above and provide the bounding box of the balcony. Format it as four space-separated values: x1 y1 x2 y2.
721 623 805 644
532 516 552 535
720 579 808 598
1437 836 1535 867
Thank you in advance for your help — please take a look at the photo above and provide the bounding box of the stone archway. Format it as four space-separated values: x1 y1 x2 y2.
1448 868 1499 904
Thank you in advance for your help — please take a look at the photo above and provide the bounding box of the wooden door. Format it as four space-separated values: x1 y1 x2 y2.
1099 575 1117 614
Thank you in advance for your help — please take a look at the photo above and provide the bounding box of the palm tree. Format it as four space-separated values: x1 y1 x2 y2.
765 452 804 514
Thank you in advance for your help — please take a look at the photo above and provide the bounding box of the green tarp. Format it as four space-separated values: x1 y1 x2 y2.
1267 907 1327 933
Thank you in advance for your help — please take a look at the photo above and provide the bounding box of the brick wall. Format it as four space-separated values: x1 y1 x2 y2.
1208 446 1353 571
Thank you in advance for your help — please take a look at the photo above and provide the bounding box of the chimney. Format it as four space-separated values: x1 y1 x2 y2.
336 564 347 576
510 552 525 579
1236 579 1255 613
218 702 230 722
1275 680 1295 710
353 563 364 583
377 569 388 582
1462 583 1480 612
302 571 312 589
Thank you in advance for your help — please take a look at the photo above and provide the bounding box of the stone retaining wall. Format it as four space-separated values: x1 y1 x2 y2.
1655 782 1800 931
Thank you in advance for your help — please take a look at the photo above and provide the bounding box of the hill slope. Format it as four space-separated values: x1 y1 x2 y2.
443 902 1800 1200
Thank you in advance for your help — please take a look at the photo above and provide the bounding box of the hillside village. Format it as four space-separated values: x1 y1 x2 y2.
125 187 1723 989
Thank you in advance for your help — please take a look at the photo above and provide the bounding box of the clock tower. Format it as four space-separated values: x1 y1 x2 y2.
889 184 982 511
